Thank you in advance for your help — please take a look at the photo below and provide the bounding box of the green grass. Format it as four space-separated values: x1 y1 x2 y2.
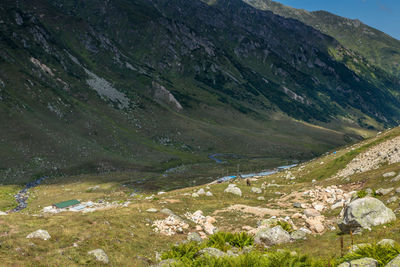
339 244 400 266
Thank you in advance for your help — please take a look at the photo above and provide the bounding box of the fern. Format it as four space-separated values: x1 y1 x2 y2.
340 243 400 266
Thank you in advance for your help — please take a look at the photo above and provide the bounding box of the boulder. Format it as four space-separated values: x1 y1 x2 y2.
224 185 242 197
396 187 400 194
305 218 324 233
257 196 265 201
337 262 350 267
88 249 109 264
153 259 178 267
338 197 396 233
251 187 262 194
348 257 377 267
0 211 7 216
293 202 302 208
26 229 51 240
375 188 394 196
196 247 226 258
386 254 400 267
387 196 398 204
197 188 206 195
303 209 321 218
205 191 213 197
290 229 307 240
187 232 202 243
383 172 397 178
377 239 396 247
254 226 291 247
350 243 369 253
192 193 199 198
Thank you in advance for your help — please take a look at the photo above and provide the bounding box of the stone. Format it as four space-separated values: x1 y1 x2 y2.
331 201 344 210
293 202 302 208
338 197 396 233
88 249 109 264
192 193 199 198
257 196 265 201
0 211 7 216
350 243 369 252
291 213 302 219
312 202 325 211
205 191 213 197
298 227 312 235
224 185 242 197
377 239 396 247
376 188 394 196
348 257 377 267
254 226 291 247
387 196 398 204
290 229 307 240
196 247 226 258
26 230 51 240
197 188 206 195
305 218 324 233
146 208 158 213
251 187 262 194
383 172 397 178
303 209 321 218
160 208 175 217
392 175 400 182
187 232 203 243
396 187 400 194
386 254 400 267
157 191 166 195
337 263 350 267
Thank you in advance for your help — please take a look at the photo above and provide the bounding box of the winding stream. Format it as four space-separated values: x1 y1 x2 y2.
9 176 47 213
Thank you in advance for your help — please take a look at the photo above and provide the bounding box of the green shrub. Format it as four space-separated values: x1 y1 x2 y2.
207 232 254 251
357 190 368 198
161 242 205 261
339 243 400 266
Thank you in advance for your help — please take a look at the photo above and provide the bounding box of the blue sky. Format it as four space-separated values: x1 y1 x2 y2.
277 0 400 40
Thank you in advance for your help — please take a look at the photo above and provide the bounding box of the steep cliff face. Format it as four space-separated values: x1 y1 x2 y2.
0 0 399 183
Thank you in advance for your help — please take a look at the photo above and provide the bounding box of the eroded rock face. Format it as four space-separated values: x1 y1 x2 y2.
254 226 291 247
338 197 396 233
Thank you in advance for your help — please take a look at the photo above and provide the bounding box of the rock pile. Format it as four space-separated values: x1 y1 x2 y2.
152 215 189 236
185 210 217 238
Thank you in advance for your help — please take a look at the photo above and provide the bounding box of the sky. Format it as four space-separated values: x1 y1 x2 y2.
277 0 400 40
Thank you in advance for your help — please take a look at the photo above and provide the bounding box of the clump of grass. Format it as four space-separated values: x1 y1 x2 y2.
161 242 205 261
356 189 377 199
339 243 400 266
271 220 294 233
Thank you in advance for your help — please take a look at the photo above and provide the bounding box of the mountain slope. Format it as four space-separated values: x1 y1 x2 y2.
1 0 400 184
243 0 400 77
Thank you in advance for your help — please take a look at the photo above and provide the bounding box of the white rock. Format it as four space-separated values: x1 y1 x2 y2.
197 188 206 195
224 185 242 197
26 230 51 240
88 249 109 264
192 193 199 198
0 211 7 216
251 187 262 194
205 191 213 197
146 208 158 213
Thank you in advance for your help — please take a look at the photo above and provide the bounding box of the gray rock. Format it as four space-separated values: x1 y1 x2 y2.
251 187 262 194
160 208 175 216
224 185 242 197
337 263 350 267
26 229 51 240
376 188 394 196
187 232 202 243
386 254 400 267
293 202 302 208
192 193 199 198
383 172 397 178
348 257 377 267
197 188 206 195
205 191 213 197
350 243 369 253
257 196 265 201
0 211 7 216
88 249 109 264
387 196 398 204
391 175 400 182
395 187 400 194
338 197 396 233
254 226 291 247
377 239 396 247
290 230 307 240
196 247 227 258
303 209 321 218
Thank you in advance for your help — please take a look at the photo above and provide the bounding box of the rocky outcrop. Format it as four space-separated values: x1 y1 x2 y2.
338 197 396 233
254 226 291 247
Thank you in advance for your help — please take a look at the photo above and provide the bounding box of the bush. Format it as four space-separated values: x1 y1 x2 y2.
207 232 254 251
339 243 400 266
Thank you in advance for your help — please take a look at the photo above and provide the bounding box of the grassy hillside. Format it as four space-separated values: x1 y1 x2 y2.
1 126 400 265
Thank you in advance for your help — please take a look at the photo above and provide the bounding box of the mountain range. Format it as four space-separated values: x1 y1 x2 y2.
1 0 400 186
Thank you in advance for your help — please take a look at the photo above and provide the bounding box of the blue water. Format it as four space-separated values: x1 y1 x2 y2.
216 164 297 183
